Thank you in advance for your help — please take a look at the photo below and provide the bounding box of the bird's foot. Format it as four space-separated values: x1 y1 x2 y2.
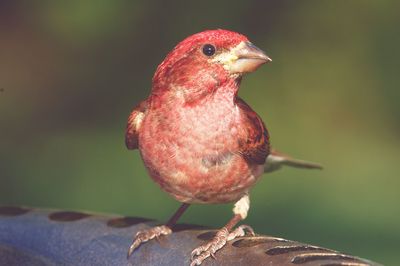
190 225 254 266
127 225 172 258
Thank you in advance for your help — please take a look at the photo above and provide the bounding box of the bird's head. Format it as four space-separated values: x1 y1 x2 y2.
152 29 271 102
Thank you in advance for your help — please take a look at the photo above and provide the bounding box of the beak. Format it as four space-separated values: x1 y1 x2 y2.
230 42 271 74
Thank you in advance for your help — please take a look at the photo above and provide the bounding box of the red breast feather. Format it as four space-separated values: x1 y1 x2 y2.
130 30 269 203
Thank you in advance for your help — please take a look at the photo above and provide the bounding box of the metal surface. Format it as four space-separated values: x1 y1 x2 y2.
0 206 381 266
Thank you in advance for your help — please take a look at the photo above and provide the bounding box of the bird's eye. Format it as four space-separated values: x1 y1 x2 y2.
202 44 216 56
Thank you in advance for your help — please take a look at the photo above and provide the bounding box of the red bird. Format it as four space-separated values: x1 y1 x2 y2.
125 29 321 265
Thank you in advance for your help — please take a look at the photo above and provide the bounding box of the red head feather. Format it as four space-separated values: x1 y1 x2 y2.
152 30 249 94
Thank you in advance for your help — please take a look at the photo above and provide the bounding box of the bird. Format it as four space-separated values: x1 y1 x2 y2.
125 29 322 265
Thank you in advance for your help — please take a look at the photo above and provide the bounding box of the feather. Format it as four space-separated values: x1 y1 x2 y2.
125 100 148 150
264 149 323 173
236 98 270 165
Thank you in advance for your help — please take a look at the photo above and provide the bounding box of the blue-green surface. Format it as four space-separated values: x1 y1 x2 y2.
0 207 380 266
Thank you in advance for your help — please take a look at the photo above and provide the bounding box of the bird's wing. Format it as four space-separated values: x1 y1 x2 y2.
264 149 323 173
236 98 270 165
125 100 148 150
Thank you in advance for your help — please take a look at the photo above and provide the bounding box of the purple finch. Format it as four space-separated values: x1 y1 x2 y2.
125 29 321 265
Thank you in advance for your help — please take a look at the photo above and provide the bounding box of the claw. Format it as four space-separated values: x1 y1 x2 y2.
191 249 200 260
190 225 255 265
191 243 209 260
127 239 141 258
210 251 217 260
190 251 212 266
191 251 198 260
242 225 255 236
190 259 200 266
127 225 172 259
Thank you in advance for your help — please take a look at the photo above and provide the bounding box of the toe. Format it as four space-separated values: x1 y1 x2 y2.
191 246 204 260
127 225 172 258
190 228 229 264
240 225 255 236
190 249 199 260
191 251 211 266
190 259 200 266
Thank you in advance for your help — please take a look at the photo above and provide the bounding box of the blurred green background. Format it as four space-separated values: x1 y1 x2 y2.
1 1 399 265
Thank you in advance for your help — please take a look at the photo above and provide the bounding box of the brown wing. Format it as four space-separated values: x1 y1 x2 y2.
125 100 148 150
236 98 270 165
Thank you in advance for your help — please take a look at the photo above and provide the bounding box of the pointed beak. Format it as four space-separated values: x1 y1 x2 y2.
230 42 271 74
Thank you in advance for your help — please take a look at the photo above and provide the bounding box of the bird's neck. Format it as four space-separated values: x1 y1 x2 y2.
151 76 241 109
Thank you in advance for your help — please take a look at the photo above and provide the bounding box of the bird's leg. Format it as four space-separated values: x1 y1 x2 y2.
127 203 190 258
190 194 254 266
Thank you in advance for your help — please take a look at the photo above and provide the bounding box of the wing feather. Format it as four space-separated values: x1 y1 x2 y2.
236 98 270 165
125 100 148 150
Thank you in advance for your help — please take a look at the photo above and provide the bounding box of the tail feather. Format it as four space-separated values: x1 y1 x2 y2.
264 149 322 173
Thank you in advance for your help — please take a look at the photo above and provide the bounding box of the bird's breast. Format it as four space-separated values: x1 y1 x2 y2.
138 97 261 203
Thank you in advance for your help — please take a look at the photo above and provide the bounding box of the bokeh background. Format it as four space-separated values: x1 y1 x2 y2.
1 1 399 265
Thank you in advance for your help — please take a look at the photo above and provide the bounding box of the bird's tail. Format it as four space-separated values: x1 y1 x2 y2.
264 149 323 173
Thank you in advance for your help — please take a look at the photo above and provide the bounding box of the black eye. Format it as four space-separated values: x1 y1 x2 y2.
202 44 216 56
